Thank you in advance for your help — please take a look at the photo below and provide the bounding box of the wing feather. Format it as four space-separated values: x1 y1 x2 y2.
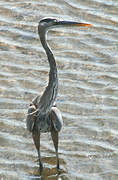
26 104 37 132
50 107 63 132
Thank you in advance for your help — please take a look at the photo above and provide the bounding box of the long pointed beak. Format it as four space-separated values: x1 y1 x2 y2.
55 20 92 27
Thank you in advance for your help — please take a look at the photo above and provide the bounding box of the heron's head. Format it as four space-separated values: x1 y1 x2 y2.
38 17 92 34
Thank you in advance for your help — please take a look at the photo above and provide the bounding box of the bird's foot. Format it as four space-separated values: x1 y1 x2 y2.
39 162 43 175
57 167 63 174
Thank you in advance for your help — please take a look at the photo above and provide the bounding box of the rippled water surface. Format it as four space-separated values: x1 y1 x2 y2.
0 0 118 180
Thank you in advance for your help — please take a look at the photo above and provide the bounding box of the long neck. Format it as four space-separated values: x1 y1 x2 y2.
38 30 58 115
40 31 57 83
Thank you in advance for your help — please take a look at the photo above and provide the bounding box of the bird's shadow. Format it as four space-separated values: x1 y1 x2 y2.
27 156 66 180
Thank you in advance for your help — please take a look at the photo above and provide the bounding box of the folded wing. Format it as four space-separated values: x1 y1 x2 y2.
50 106 63 132
26 104 37 132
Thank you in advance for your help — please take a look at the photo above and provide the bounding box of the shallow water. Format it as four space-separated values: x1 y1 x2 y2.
0 0 118 180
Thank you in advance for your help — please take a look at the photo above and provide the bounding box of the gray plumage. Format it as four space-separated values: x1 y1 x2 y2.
26 17 91 174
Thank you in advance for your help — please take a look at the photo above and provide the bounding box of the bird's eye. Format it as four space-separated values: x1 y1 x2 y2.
53 19 58 24
54 19 57 22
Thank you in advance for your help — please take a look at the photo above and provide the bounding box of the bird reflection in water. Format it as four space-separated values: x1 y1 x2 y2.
28 166 66 180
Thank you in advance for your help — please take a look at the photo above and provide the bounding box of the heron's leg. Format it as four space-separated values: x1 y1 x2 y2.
51 128 60 170
32 132 43 173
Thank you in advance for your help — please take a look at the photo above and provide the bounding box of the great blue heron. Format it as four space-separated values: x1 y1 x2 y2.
26 17 92 173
